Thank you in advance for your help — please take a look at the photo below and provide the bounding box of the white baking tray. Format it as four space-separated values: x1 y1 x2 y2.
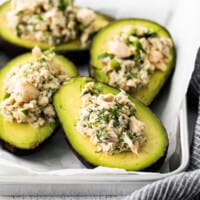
0 0 192 195
0 99 189 196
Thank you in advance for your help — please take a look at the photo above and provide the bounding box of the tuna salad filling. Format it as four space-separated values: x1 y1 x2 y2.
7 0 96 47
76 82 146 155
0 46 69 128
98 25 173 92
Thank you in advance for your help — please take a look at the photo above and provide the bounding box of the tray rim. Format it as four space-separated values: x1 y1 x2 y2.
0 98 190 185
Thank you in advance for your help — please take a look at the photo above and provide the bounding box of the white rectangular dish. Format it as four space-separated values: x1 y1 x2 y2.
0 99 189 196
0 0 196 196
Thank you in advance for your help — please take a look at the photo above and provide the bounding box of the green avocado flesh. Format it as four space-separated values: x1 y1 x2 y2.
0 1 113 51
54 77 168 171
90 19 176 105
0 53 77 151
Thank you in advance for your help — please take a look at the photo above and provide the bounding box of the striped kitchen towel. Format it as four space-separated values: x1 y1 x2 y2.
124 49 200 200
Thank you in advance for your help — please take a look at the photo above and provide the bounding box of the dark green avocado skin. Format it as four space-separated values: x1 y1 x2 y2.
0 38 90 65
0 38 26 57
1 128 57 156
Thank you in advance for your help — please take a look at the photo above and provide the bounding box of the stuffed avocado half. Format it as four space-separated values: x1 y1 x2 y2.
54 77 168 171
0 47 78 154
0 0 113 52
90 19 176 105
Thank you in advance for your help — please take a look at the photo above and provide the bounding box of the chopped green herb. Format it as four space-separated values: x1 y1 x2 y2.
125 55 134 60
37 14 43 20
58 0 69 11
107 107 118 118
137 42 146 53
92 120 100 126
48 88 56 94
113 120 120 128
133 39 145 53
130 30 157 38
17 10 23 15
43 32 50 37
39 58 46 63
21 109 29 116
130 109 135 116
126 72 138 80
110 59 120 70
127 28 137 36
115 101 123 110
21 73 28 78
82 86 100 96
96 130 103 142
142 31 157 38
88 30 98 40
43 47 55 56
107 107 120 127
52 36 61 44
132 40 145 63
4 93 10 99
102 114 109 123
134 53 142 62
16 25 21 37
79 23 87 30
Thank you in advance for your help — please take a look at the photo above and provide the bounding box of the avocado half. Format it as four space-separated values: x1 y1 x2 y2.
90 19 176 105
0 53 78 155
54 77 168 171
0 1 114 52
